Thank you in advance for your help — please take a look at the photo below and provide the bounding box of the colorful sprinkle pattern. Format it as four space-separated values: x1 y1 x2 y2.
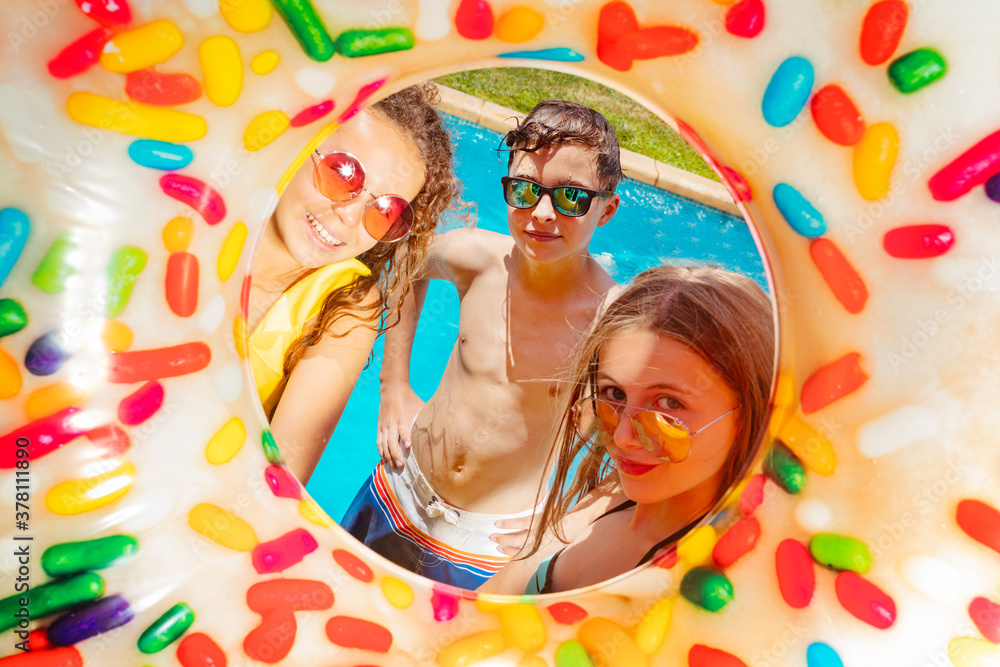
0 0 999 664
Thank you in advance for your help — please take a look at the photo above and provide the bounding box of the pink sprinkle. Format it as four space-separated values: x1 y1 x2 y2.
290 100 334 127
264 465 302 499
117 381 164 426
739 474 767 516
73 0 132 29
338 79 388 123
431 586 460 621
251 529 318 574
160 174 226 225
47 28 111 79
725 0 765 38
928 128 1000 201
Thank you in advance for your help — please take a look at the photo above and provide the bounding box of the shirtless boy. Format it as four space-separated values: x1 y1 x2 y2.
340 101 622 588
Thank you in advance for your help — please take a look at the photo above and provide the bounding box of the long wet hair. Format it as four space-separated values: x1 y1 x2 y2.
525 265 775 556
273 83 461 408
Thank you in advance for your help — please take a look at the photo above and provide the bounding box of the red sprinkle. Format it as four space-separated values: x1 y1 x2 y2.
243 609 295 664
597 1 639 71
800 352 868 414
883 224 954 259
722 166 753 202
775 539 815 609
712 517 761 569
27 628 52 651
86 424 131 457
73 0 132 28
958 500 1000 554
455 0 494 40
338 78 388 123
739 474 767 515
809 238 868 314
725 0 765 39
688 644 749 667
177 632 227 667
0 407 93 468
835 571 896 629
264 465 302 499
0 647 83 667
246 579 334 614
165 252 199 317
628 26 699 61
547 602 588 625
333 548 374 583
431 586 460 621
290 100 334 127
325 616 392 653
928 128 1000 201
109 342 211 383
126 70 203 106
47 28 111 79
810 84 865 146
160 174 226 225
969 596 1000 644
117 380 164 425
860 1 908 66
251 528 318 574
240 275 252 318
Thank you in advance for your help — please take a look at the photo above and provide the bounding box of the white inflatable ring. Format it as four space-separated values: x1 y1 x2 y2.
2 1 1000 665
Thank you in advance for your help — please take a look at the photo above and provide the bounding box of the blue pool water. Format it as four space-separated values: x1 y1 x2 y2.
306 113 766 519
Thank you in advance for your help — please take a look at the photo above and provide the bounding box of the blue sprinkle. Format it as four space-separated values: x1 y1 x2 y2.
762 56 814 127
48 594 134 647
25 330 71 376
128 140 194 170
498 47 585 62
0 208 30 288
986 172 1000 203
773 183 826 237
807 642 844 667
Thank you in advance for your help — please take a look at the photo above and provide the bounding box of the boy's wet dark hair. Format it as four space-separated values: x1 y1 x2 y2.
502 100 623 191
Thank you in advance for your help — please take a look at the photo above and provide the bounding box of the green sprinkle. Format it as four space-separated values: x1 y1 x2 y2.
809 533 873 574
271 0 336 62
335 28 415 58
554 639 594 667
0 298 28 338
42 535 139 577
0 572 104 632
32 233 78 294
680 566 734 612
764 441 807 494
106 246 147 317
137 602 195 654
262 429 283 464
889 48 947 94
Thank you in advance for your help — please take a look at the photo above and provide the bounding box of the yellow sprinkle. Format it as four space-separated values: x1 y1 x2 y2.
0 347 22 399
777 414 836 475
495 7 545 43
298 499 336 526
768 371 796 434
677 525 716 566
634 598 673 655
217 222 248 280
497 604 545 653
474 597 504 613
188 503 258 551
220 0 272 32
199 36 243 107
578 617 647 667
244 111 290 152
381 577 414 609
233 316 247 359
163 216 194 253
205 417 246 465
436 631 505 667
853 122 899 201
948 637 1000 666
100 20 184 73
26 382 92 421
46 461 135 515
251 50 280 75
67 92 207 142
102 319 133 353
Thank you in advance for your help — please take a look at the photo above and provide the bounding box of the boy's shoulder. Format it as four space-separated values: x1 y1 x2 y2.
431 227 513 282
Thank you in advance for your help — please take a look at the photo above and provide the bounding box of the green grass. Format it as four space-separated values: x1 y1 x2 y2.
435 68 718 181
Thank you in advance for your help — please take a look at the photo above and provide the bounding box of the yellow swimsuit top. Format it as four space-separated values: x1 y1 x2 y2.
249 258 371 417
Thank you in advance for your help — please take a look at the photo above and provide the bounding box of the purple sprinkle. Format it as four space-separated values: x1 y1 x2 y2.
48 594 134 646
25 330 71 376
986 172 1000 203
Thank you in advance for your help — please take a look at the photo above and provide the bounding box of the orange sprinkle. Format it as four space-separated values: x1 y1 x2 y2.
801 353 868 414
809 238 868 314
26 382 92 421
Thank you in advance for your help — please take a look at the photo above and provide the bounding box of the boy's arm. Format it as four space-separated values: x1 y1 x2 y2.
377 227 505 467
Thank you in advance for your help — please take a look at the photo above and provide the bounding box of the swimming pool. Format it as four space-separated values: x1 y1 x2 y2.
305 113 766 520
